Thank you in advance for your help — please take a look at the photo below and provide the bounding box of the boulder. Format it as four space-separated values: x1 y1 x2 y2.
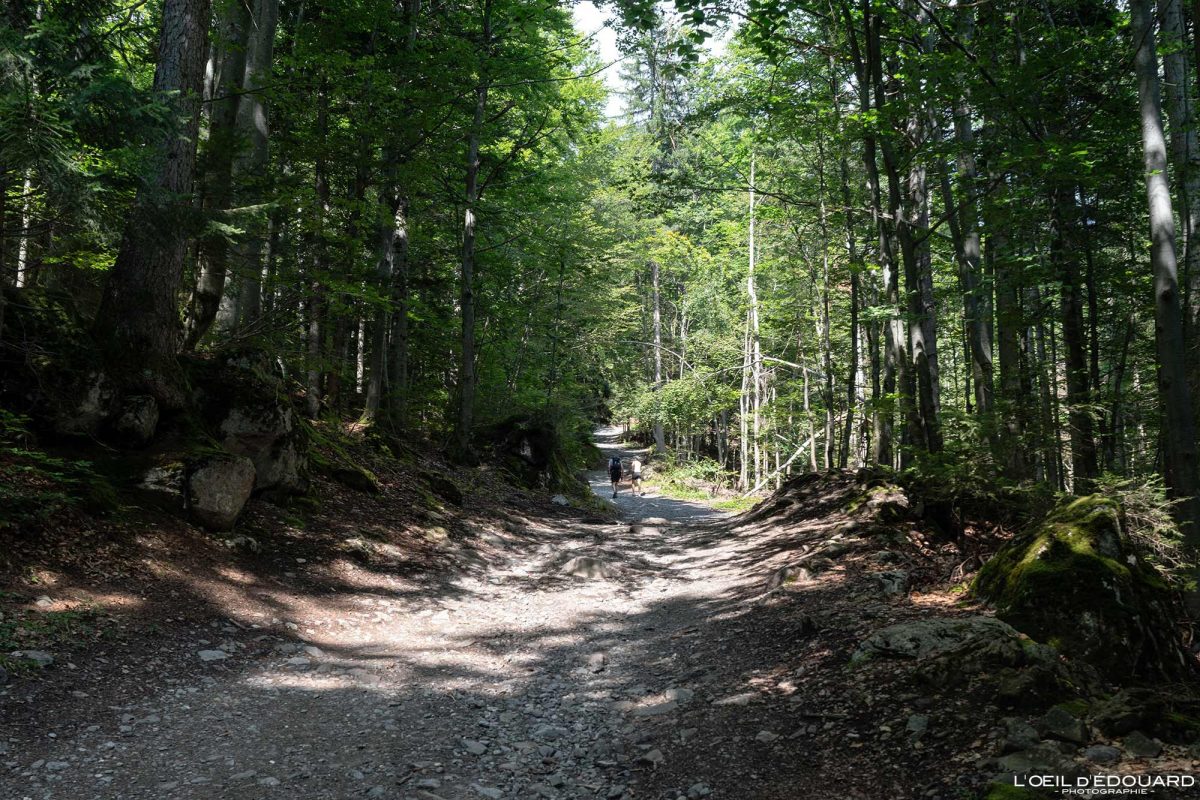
1081 745 1121 765
1037 706 1089 744
186 454 256 531
191 353 307 495
332 466 380 494
1122 730 1163 758
1000 718 1041 753
483 415 593 496
1087 689 1200 745
109 394 159 447
855 615 1088 710
421 471 464 506
852 616 1021 663
974 495 1190 683
872 570 910 596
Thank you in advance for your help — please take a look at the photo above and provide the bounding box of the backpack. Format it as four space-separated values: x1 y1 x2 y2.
608 456 622 472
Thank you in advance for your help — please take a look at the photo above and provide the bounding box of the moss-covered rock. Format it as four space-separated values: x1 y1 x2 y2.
1090 688 1200 744
974 495 1190 683
332 465 380 494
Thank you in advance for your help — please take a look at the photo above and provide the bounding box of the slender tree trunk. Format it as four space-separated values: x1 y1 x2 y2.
231 0 280 331
747 155 761 475
1049 186 1099 492
15 169 32 287
457 63 488 456
388 202 411 430
0 165 8 341
361 188 404 425
652 257 667 454
1105 315 1136 472
92 0 212 403
181 0 251 350
945 76 995 426
1134 0 1200 536
817 148 835 469
990 224 1028 479
840 150 860 469
305 88 331 420
844 0 896 467
739 317 750 489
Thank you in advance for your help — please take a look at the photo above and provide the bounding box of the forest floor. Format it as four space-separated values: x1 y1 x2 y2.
2 429 1197 800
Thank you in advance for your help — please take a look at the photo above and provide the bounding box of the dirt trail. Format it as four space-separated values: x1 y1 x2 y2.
3 428 825 800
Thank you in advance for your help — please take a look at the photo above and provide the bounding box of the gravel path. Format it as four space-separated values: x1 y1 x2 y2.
3 429 758 800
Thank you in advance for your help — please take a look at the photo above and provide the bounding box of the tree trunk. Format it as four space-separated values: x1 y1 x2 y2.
456 71 487 457
945 36 995 423
92 0 212 404
388 203 411 430
305 87 331 420
232 0 280 331
845 0 897 468
181 0 251 350
990 224 1028 479
0 165 8 341
1133 0 1200 535
361 188 404 425
747 155 760 473
652 257 667 454
817 147 835 469
1049 185 1099 492
840 151 859 469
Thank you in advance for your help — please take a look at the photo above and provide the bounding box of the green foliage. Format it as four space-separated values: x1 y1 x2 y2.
0 601 108 675
1094 473 1188 582
0 409 118 532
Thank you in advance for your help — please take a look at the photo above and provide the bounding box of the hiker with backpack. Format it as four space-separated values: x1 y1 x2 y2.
608 456 623 498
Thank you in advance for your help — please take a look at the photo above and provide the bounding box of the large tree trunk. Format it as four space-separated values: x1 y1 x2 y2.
92 0 212 404
1161 0 1200 452
1133 0 1200 537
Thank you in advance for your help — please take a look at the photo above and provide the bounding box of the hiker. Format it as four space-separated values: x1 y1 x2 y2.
630 457 643 496
608 455 623 498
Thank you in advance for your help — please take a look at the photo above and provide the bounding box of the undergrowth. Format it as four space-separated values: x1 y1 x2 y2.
1094 472 1187 584
0 409 118 534
0 596 109 674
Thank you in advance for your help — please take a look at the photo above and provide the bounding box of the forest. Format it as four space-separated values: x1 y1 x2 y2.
4 0 1200 797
